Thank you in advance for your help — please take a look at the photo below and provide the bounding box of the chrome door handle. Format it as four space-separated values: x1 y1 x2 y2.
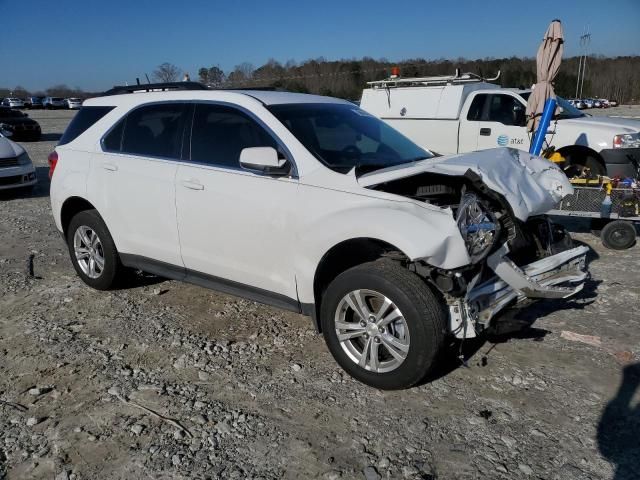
102 163 118 171
181 180 204 190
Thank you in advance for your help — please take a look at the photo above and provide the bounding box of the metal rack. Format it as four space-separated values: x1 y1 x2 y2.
366 69 501 88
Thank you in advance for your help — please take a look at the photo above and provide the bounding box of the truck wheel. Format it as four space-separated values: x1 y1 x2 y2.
320 259 445 390
565 154 606 178
66 210 124 290
600 220 637 250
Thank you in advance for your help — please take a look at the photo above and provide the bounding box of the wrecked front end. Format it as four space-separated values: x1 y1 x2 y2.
362 148 590 338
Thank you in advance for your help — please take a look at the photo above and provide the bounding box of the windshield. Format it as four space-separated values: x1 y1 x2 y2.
268 103 432 174
519 92 585 119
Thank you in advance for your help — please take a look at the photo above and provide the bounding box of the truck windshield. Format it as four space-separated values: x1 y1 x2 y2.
519 92 585 119
268 103 432 174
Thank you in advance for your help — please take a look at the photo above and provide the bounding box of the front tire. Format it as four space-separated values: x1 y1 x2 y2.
66 210 123 290
320 259 446 390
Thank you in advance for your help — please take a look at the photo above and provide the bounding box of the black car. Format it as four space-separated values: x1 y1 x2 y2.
0 107 41 141
25 97 44 109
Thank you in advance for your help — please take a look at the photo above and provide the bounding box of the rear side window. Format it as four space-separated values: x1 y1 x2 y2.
466 95 486 121
58 106 114 146
113 103 187 159
189 104 277 167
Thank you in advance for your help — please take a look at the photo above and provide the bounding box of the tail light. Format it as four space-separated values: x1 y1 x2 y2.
48 150 58 179
390 66 400 78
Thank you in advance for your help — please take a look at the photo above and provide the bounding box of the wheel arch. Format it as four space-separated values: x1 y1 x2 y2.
60 196 98 237
556 145 606 172
310 237 409 332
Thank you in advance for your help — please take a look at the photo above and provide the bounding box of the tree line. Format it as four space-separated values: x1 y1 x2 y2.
3 55 639 103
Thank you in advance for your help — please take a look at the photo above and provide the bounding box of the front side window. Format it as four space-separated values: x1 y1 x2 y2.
268 103 430 174
189 104 277 167
112 103 187 158
485 94 526 126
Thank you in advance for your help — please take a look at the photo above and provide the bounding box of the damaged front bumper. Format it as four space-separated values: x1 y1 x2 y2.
449 244 589 339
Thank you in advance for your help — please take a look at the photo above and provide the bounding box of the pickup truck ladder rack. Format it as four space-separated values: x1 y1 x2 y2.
367 69 501 88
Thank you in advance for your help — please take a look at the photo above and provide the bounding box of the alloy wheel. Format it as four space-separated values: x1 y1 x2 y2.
73 225 105 279
334 289 410 373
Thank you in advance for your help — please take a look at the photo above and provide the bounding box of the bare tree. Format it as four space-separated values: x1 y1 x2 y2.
153 63 181 83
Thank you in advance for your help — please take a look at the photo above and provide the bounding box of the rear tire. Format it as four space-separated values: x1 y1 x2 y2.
320 259 446 390
66 210 124 290
600 220 637 250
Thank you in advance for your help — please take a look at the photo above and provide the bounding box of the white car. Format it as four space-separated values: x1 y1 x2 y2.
49 84 589 389
0 125 37 191
66 98 83 109
42 97 66 109
1 98 25 109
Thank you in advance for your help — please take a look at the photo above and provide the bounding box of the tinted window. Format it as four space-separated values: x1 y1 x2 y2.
103 119 124 151
485 94 525 126
59 106 114 146
466 95 486 121
120 103 187 158
190 104 277 167
268 103 430 174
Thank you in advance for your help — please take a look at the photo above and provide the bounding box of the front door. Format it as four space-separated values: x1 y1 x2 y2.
472 93 531 152
175 103 299 302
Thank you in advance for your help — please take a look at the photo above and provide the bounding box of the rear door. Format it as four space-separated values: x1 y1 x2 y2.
89 102 189 267
474 93 530 151
174 103 298 302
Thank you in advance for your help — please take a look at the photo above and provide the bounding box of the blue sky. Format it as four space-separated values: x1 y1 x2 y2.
1 0 639 91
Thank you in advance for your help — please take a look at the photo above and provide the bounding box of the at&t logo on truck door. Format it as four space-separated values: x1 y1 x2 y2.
497 135 509 147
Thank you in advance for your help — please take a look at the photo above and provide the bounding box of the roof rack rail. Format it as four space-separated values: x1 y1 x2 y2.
367 69 501 88
102 81 209 96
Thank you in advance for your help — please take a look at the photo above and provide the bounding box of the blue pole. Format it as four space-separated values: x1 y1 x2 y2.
530 97 557 156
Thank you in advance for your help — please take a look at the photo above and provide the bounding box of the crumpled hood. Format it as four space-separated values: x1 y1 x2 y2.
0 137 24 158
358 148 572 221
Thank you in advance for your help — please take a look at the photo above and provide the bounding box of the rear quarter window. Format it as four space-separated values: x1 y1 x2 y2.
58 106 114 146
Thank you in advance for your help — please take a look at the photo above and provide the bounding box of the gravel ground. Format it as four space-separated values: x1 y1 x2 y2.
1 108 639 480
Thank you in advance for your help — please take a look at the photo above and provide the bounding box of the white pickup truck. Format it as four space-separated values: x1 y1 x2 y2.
360 72 640 178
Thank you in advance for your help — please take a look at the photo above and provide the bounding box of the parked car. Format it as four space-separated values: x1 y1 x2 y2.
582 98 595 109
1 98 25 109
569 99 587 109
360 72 640 178
49 84 589 389
0 125 37 192
609 99 619 107
572 99 586 109
65 98 83 109
0 107 42 141
42 97 66 109
25 97 44 109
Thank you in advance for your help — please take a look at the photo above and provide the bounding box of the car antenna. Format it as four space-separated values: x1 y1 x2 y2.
136 77 140 86
145 74 151 84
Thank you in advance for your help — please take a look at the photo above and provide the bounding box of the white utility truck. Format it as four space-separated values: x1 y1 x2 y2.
360 72 640 178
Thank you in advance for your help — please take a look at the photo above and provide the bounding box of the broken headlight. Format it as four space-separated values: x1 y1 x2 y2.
456 193 499 262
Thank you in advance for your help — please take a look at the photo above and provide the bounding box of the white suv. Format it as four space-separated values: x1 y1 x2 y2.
50 83 589 389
